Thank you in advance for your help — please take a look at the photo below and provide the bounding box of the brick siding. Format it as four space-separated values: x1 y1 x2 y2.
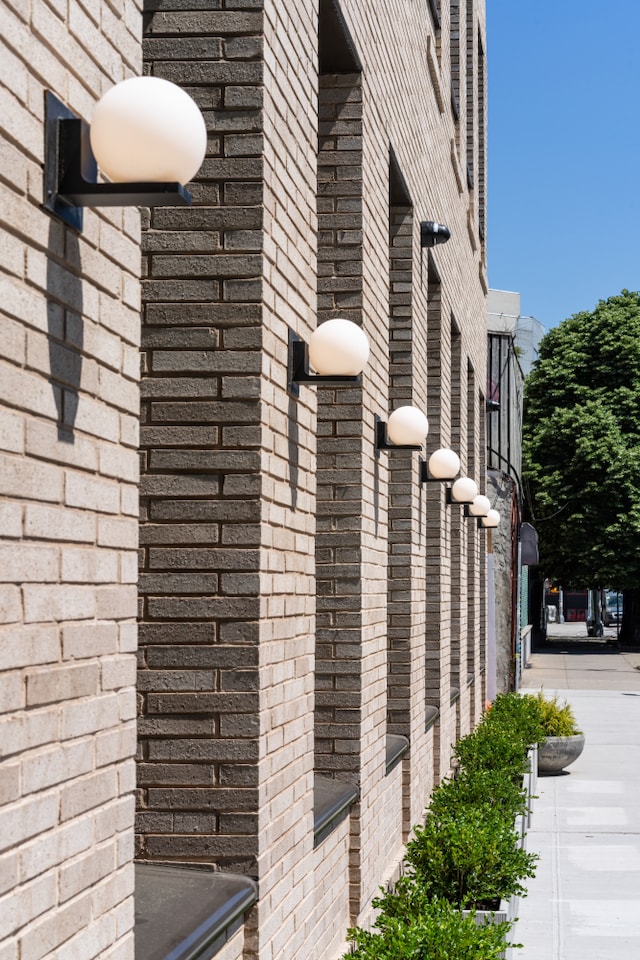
0 1 489 958
0 1 142 957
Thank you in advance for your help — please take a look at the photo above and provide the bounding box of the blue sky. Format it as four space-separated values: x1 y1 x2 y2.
486 1 640 331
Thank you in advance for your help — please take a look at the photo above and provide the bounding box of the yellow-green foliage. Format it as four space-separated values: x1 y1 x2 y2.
525 691 581 737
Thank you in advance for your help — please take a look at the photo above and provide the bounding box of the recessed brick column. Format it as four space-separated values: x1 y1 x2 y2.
138 1 265 876
386 202 415 742
314 72 365 783
425 275 454 779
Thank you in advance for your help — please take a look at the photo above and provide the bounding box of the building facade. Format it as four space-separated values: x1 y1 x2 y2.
487 288 545 377
486 289 532 693
0 1 488 958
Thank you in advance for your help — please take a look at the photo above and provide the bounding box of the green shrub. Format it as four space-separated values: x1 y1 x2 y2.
342 691 543 957
484 692 547 749
523 691 581 737
428 767 529 825
453 723 531 780
405 802 537 908
346 893 515 960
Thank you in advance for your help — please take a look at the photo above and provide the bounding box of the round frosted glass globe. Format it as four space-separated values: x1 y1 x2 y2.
428 448 460 480
468 494 491 516
90 77 207 184
387 406 429 446
451 476 479 503
308 318 370 376
482 509 501 528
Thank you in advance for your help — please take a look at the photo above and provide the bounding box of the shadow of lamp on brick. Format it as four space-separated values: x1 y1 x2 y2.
43 76 207 232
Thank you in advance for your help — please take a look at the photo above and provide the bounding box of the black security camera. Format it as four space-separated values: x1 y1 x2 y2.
420 221 451 248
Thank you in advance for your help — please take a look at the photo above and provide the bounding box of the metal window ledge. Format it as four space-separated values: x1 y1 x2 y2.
385 734 410 775
134 863 257 960
425 706 440 732
314 776 359 848
450 686 461 706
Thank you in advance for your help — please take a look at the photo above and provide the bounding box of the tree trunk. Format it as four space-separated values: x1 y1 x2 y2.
588 587 604 637
620 588 640 647
530 576 546 646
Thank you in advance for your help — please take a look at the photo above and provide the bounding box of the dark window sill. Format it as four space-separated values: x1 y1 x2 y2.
450 78 460 121
425 706 439 732
134 863 257 960
385 733 410 775
314 776 359 848
450 686 461 706
466 162 474 190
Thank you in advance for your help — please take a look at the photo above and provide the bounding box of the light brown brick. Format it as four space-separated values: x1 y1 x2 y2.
26 663 99 707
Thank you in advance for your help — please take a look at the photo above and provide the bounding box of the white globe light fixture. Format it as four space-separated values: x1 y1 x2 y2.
481 509 501 528
450 476 479 503
387 406 429 447
308 318 370 376
90 77 207 184
427 448 461 481
44 81 206 231
468 494 491 517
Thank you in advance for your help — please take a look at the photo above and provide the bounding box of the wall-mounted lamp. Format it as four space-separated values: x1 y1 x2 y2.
446 476 479 505
465 494 491 518
377 405 429 451
44 77 207 231
420 221 451 248
480 509 501 528
288 318 370 395
420 447 461 483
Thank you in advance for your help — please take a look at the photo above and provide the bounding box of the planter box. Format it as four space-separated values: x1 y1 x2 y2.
469 893 518 960
527 743 538 826
465 748 536 960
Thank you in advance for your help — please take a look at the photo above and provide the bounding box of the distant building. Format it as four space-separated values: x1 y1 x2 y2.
486 290 540 693
487 289 545 376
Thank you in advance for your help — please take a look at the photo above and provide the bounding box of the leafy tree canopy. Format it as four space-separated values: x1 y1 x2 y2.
523 290 640 589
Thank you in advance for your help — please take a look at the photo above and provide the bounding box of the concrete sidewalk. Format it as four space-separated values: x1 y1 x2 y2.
514 625 640 959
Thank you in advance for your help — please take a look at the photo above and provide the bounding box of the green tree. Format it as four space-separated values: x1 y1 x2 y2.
522 290 640 645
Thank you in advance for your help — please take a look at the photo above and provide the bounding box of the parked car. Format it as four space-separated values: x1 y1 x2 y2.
603 591 623 626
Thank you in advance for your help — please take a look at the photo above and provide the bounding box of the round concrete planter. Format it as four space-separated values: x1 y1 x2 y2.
538 734 585 775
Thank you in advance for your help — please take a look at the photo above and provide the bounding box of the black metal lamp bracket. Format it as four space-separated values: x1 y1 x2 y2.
44 91 191 231
375 417 422 452
287 331 361 396
419 459 451 484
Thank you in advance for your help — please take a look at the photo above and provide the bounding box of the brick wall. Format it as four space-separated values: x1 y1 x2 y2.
0 1 142 958
315 70 365 783
138 1 265 882
387 201 417 743
256 2 318 957
2 1 489 958
139 0 487 950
